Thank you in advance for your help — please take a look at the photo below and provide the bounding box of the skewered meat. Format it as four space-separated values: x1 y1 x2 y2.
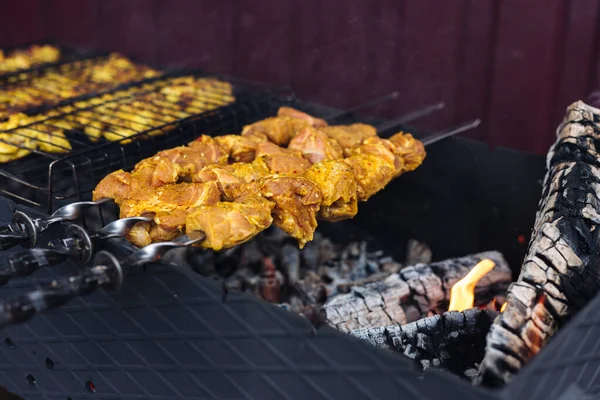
276 106 328 127
303 161 358 222
92 135 228 203
120 181 221 243
215 134 267 163
119 181 221 219
388 132 427 174
224 158 271 182
344 154 396 201
186 194 275 251
319 124 377 157
194 164 244 200
0 45 61 73
242 116 322 146
94 107 426 250
257 176 323 247
288 126 344 163
255 142 312 176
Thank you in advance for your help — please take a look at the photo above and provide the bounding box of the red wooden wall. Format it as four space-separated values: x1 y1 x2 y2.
0 0 597 154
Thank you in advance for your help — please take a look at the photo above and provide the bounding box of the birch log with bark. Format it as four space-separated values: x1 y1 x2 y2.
323 251 511 332
476 101 600 386
350 308 498 378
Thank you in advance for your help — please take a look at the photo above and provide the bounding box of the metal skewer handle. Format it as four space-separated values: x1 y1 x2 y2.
0 199 112 250
0 232 205 329
0 216 151 286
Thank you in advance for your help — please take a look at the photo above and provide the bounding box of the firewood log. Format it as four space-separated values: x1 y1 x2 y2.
323 251 511 332
476 101 600 386
350 308 498 379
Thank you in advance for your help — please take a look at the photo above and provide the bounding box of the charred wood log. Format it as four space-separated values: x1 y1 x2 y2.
476 101 600 386
350 308 499 380
323 251 511 332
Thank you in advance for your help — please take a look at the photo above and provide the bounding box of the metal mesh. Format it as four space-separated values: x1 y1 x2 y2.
0 74 279 212
0 55 162 119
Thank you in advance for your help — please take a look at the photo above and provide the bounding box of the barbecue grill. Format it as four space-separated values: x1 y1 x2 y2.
0 39 597 400
0 125 596 400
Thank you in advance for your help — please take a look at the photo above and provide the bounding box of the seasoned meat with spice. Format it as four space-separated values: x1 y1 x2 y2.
224 158 271 182
277 107 328 127
241 116 314 146
120 181 220 217
125 220 153 247
351 136 400 174
215 134 268 163
186 194 274 251
256 142 311 176
303 161 358 222
288 126 344 164
92 170 132 204
121 182 221 246
194 165 243 200
343 154 396 201
158 135 228 178
95 107 427 250
319 124 377 156
388 132 427 174
259 177 323 248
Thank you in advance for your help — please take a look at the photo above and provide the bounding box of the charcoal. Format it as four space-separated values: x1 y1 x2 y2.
323 251 511 332
476 101 600 386
405 239 433 265
350 308 498 380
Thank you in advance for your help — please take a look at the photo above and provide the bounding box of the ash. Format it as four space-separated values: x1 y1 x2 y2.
185 226 427 320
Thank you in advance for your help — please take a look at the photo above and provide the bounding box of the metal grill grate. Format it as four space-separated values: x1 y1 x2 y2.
0 72 282 213
0 54 161 119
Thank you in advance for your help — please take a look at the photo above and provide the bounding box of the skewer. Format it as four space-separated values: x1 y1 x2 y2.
0 216 151 285
420 118 482 146
375 102 446 134
0 198 111 250
324 92 400 122
0 232 204 329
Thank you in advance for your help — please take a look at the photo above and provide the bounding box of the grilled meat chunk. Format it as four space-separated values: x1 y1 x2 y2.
186 194 274 251
224 158 271 182
320 124 377 156
288 126 344 164
215 134 267 163
119 181 221 218
194 165 243 200
259 177 323 248
303 161 358 222
276 107 328 127
343 154 396 201
241 116 314 146
92 170 132 204
256 142 311 176
388 132 427 174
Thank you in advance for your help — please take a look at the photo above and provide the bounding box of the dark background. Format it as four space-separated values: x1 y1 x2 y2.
0 0 598 155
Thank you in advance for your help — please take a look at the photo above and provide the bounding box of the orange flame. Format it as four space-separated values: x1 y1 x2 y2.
448 259 496 312
500 302 507 312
